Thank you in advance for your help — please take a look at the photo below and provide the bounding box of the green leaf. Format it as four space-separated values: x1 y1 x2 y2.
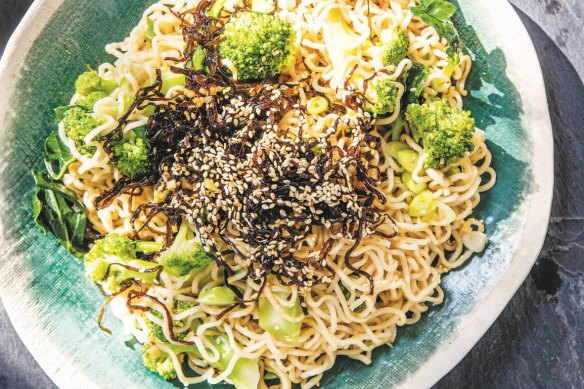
411 0 461 51
403 63 430 105
44 132 75 179
31 170 89 258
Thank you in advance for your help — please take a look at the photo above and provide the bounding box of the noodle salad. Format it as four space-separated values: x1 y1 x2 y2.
31 0 496 388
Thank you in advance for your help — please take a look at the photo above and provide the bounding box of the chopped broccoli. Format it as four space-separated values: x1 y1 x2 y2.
258 294 303 344
62 107 104 156
209 336 260 389
198 286 237 306
364 75 400 117
142 344 178 380
381 28 409 67
142 334 260 389
110 128 151 179
145 300 196 342
406 99 475 169
75 70 117 96
75 71 103 95
158 221 213 277
76 91 107 110
83 233 164 294
218 12 296 81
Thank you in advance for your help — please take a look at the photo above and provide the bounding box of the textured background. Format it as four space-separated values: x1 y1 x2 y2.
0 1 582 388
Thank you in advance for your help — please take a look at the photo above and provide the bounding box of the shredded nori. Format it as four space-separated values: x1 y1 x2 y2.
97 4 396 299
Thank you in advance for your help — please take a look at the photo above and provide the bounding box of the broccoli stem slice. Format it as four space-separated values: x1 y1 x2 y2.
173 220 193 245
135 240 164 254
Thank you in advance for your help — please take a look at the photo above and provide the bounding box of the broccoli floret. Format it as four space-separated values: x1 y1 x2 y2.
75 71 103 95
381 28 409 67
218 12 296 81
110 128 151 179
76 91 107 110
145 300 196 342
146 310 184 343
142 344 178 380
364 75 400 117
84 234 164 294
406 99 475 169
158 221 213 277
62 107 104 156
75 70 117 96
143 334 260 388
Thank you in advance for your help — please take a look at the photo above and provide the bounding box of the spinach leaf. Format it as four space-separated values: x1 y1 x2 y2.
44 132 75 179
404 63 430 105
411 0 461 52
32 170 89 258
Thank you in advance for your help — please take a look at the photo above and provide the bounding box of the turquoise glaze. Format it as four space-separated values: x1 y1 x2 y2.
0 1 552 388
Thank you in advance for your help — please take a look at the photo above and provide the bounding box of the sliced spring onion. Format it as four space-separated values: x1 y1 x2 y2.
396 149 419 172
199 286 236 306
408 191 438 217
402 172 427 194
259 295 303 344
306 96 329 115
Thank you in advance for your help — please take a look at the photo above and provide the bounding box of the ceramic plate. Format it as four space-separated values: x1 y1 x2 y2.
0 1 553 388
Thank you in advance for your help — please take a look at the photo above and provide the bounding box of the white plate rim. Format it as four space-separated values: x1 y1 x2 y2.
0 0 554 388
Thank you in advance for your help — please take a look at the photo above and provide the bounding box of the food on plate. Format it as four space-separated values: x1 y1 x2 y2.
32 0 496 387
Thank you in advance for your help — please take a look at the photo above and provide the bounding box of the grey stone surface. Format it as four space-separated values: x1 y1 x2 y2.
0 1 583 389
510 0 584 82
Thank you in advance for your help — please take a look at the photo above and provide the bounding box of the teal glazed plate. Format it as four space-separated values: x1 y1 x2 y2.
0 1 553 388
